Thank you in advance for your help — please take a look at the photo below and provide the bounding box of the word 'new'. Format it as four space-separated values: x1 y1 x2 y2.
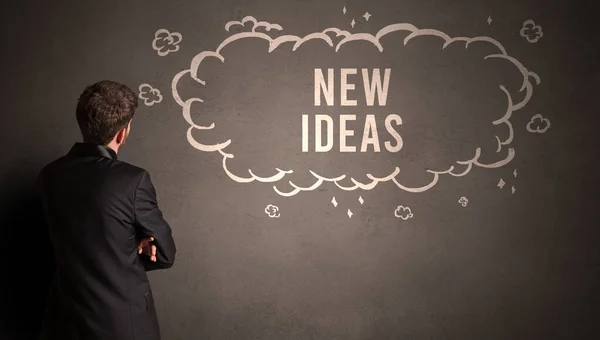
314 68 391 106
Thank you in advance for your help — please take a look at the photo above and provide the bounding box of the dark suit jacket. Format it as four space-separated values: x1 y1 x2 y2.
36 142 176 340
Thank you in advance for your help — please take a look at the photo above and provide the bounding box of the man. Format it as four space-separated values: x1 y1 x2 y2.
37 80 176 340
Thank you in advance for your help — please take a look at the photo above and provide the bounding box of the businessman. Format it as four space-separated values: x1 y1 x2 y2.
37 80 176 340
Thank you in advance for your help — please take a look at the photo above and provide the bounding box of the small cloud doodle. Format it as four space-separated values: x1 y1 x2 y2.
394 206 414 220
526 114 551 133
265 204 280 218
152 29 182 56
138 84 163 106
458 196 469 207
520 20 543 43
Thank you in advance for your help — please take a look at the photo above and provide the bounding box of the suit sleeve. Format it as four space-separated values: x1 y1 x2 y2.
134 171 176 271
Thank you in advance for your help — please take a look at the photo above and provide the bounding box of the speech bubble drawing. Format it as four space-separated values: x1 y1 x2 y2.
171 16 541 197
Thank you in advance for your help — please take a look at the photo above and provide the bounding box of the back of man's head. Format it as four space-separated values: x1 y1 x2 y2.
76 80 138 145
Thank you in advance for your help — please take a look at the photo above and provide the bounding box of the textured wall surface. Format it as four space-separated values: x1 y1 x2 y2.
1 0 598 339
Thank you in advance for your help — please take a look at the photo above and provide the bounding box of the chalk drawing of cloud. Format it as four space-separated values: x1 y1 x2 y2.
172 16 541 197
394 205 414 220
520 20 543 44
265 204 281 218
138 84 163 106
153 29 183 56
526 114 550 133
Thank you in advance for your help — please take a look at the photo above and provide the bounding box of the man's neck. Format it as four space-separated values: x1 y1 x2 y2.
105 142 119 154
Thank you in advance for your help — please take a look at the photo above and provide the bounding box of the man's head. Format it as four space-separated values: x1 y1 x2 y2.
76 80 138 152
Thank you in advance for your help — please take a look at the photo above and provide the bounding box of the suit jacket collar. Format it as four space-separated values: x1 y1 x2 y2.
68 142 118 160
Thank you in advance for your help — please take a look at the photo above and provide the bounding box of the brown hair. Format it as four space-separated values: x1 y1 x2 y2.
76 80 138 145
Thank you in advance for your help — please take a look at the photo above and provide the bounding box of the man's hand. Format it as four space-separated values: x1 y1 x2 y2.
138 236 157 262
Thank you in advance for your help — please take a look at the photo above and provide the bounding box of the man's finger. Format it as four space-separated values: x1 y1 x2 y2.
138 237 150 247
137 237 156 258
138 241 145 254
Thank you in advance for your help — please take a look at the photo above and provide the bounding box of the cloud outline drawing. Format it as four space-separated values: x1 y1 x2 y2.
394 206 414 220
152 29 183 56
458 196 469 207
526 114 550 133
171 15 541 197
138 84 163 106
520 20 543 43
265 204 280 218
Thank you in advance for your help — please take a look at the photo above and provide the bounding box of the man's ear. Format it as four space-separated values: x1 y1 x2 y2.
115 127 127 145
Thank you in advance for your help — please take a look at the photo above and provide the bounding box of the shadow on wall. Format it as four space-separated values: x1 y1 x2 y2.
0 174 55 340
